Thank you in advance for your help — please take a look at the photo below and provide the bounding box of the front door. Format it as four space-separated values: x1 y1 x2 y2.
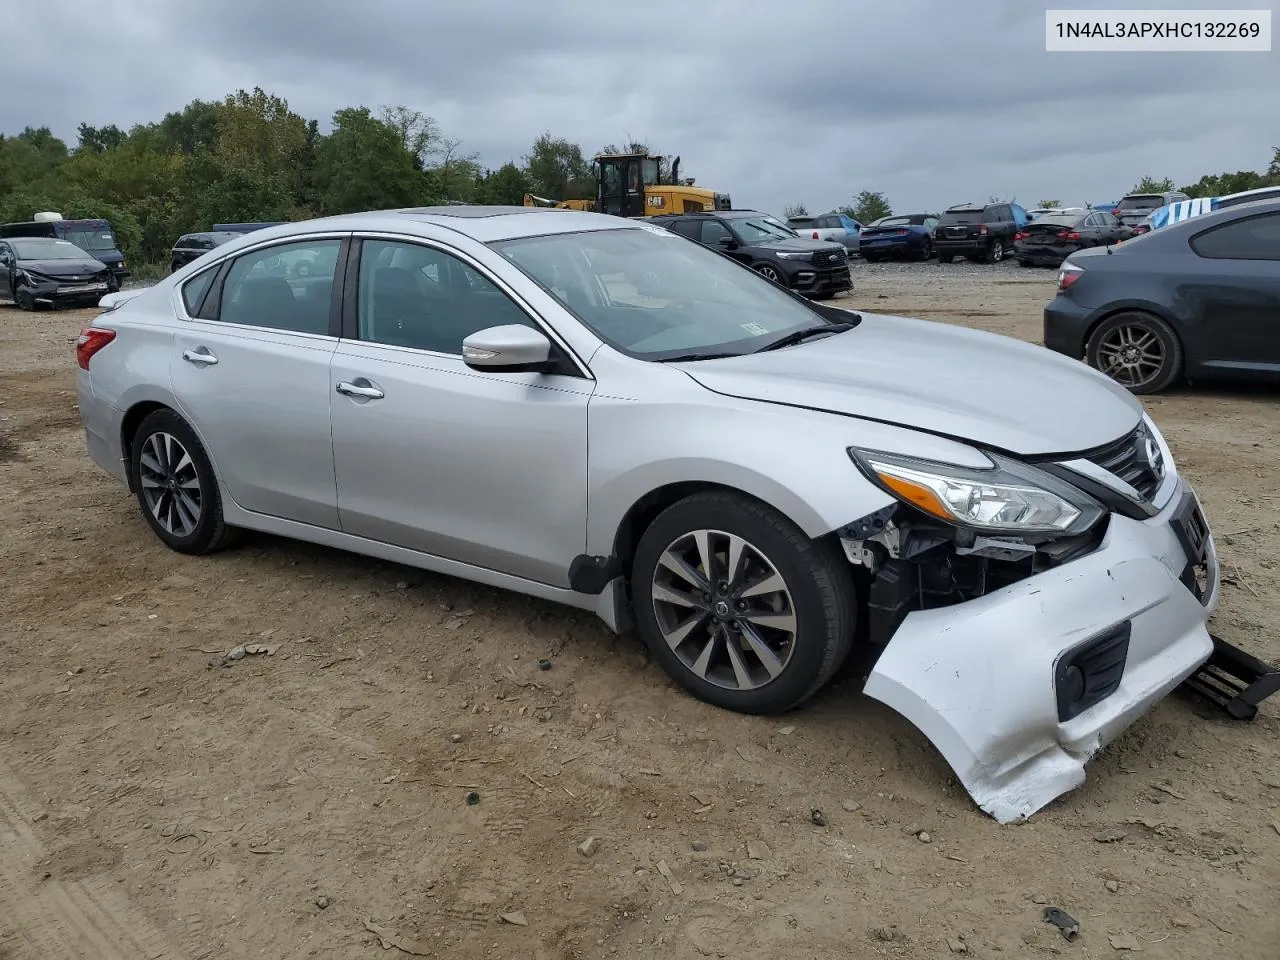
169 236 346 528
329 237 593 587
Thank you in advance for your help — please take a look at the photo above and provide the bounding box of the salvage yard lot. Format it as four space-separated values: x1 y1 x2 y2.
1 261 1278 959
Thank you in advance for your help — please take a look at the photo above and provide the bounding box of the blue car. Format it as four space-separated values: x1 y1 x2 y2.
857 213 940 261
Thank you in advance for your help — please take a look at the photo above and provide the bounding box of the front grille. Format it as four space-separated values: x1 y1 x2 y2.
1083 424 1163 501
818 248 846 264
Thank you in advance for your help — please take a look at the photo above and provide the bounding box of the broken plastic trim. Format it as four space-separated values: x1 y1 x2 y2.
1180 634 1280 720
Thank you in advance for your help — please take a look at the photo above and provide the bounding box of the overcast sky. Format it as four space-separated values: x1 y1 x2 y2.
5 0 1277 216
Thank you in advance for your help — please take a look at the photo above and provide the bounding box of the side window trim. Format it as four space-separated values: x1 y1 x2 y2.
343 233 593 380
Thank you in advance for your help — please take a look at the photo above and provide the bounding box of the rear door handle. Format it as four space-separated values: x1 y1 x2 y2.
182 348 218 366
336 379 384 400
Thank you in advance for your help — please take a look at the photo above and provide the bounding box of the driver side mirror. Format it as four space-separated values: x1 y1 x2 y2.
716 236 737 249
462 324 557 374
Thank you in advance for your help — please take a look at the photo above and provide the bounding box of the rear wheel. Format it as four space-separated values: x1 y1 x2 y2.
1085 311 1183 394
917 238 933 261
631 491 857 714
129 409 240 554
985 239 1005 263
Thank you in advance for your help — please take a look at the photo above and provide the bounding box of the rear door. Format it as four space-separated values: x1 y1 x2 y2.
0 242 14 299
169 235 347 528
1184 211 1280 370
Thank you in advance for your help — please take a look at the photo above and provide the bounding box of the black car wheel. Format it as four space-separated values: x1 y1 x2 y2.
129 409 240 554
917 238 933 261
15 287 39 311
937 253 954 264
631 491 856 715
985 240 1005 263
753 263 784 285
1086 311 1183 395
170 260 182 274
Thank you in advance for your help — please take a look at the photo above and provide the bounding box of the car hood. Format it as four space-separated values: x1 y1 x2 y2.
754 237 845 253
680 312 1142 456
17 257 109 277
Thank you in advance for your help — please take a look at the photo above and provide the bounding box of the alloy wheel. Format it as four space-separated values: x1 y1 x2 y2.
1096 323 1166 389
650 528 797 692
990 240 1004 262
756 265 781 283
138 431 203 537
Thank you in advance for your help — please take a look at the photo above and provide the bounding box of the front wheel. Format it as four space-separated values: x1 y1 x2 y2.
1085 311 1183 394
753 262 784 285
129 409 240 554
15 287 37 311
631 491 857 714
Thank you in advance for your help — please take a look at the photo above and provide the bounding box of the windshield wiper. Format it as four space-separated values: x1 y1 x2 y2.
656 351 742 363
752 321 854 353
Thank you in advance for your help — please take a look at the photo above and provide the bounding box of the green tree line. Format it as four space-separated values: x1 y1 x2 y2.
0 87 617 269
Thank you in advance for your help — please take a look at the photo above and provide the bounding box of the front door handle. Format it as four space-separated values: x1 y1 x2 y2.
336 379 385 400
182 348 218 366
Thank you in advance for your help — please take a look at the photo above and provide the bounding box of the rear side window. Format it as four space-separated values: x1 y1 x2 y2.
181 268 217 315
216 239 342 334
1190 212 1280 261
665 219 699 240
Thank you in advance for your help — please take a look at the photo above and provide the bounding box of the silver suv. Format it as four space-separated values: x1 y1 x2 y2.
75 206 1219 822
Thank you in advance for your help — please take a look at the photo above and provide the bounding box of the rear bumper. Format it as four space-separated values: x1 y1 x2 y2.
1042 296 1094 358
859 238 916 256
935 239 989 255
864 476 1217 823
76 371 129 486
1015 241 1078 264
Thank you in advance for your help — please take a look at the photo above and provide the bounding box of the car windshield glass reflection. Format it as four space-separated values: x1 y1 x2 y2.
494 227 834 360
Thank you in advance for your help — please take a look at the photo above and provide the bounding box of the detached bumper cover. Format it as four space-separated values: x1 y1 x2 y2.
863 478 1217 823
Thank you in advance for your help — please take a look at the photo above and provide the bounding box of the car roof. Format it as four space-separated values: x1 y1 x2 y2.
208 207 642 245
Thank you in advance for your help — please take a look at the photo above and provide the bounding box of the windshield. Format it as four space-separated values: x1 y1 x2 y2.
493 226 834 360
733 217 798 242
61 224 116 252
1115 195 1164 212
12 238 90 260
939 209 983 225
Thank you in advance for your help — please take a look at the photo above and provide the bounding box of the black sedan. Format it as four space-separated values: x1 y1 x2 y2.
0 237 116 310
1043 198 1280 394
1014 210 1132 267
169 231 240 273
857 213 939 261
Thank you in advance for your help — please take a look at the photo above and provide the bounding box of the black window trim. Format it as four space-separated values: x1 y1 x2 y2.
177 232 351 338
342 232 593 380
1189 210 1280 262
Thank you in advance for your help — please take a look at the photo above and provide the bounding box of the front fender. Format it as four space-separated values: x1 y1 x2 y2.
583 367 990 556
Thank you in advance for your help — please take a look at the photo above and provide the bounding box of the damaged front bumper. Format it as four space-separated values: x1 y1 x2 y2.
860 477 1218 823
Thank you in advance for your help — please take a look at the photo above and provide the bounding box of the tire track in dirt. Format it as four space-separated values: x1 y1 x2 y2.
0 755 185 960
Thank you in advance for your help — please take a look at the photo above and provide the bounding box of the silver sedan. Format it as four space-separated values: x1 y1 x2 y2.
75 206 1219 822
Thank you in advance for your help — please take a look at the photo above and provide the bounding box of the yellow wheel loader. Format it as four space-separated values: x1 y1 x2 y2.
523 152 732 218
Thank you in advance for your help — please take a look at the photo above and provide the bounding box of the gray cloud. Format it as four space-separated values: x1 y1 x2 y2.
5 0 1277 215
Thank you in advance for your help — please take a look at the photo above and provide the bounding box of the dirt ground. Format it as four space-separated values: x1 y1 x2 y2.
2 263 1278 960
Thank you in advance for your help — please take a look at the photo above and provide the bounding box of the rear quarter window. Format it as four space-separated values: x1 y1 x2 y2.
181 268 217 316
1190 212 1280 261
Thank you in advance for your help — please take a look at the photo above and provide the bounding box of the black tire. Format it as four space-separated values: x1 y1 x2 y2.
862 253 880 263
129 409 240 554
1085 311 1183 395
917 238 933 261
15 287 37 311
937 253 954 264
170 260 182 274
631 491 857 714
985 239 1005 263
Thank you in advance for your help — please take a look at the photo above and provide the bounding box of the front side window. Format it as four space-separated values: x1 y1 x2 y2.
494 226 834 361
357 239 534 354
217 238 341 334
699 220 733 245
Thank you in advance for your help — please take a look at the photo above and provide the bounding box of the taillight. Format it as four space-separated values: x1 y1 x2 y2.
1014 231 1028 242
1058 231 1081 241
76 328 116 370
812 231 820 240
895 229 908 236
1057 265 1083 292
1133 225 1149 235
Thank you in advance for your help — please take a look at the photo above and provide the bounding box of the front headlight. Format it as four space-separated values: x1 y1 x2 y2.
775 251 813 261
849 448 1104 536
